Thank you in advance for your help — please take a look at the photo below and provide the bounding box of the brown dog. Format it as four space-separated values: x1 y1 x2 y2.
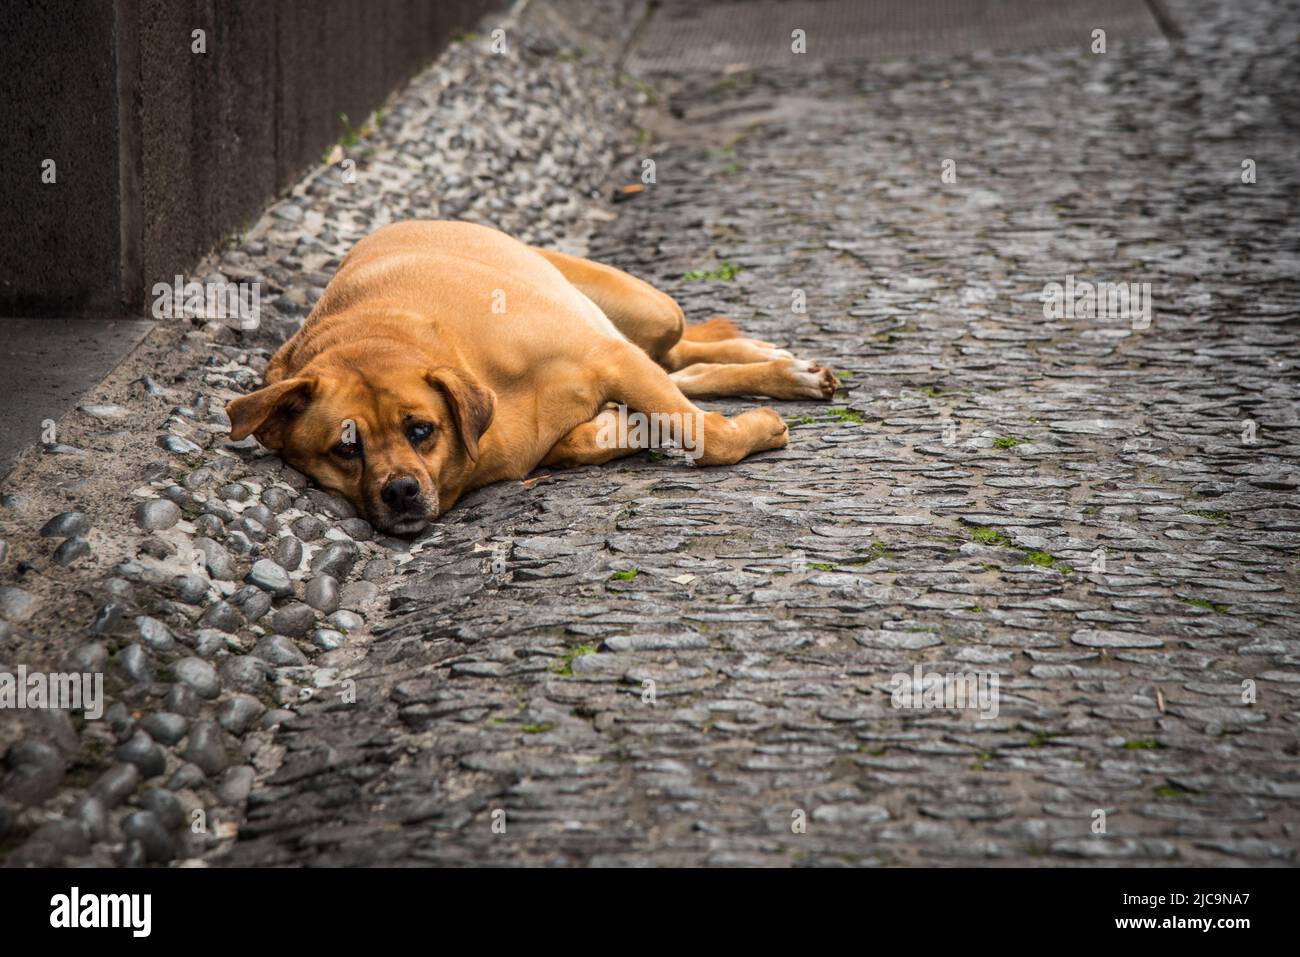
227 221 838 535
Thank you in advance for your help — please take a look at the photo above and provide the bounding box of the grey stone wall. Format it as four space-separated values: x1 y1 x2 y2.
0 0 124 316
0 0 500 318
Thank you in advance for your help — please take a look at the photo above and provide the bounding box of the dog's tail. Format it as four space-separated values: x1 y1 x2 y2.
681 315 741 342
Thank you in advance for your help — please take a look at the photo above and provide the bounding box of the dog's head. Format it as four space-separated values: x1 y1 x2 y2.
226 361 495 536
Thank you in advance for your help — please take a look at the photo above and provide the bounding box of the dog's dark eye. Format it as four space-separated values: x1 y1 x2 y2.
332 440 362 461
407 422 435 445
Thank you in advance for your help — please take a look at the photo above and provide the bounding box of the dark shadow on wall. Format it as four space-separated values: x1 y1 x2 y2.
0 0 503 319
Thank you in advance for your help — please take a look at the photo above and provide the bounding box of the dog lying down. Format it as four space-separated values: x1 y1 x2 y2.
227 220 839 535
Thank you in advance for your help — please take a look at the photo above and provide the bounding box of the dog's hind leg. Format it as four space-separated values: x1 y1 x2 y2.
680 315 742 341
671 358 839 401
532 248 828 379
531 248 685 362
679 315 779 351
662 335 796 370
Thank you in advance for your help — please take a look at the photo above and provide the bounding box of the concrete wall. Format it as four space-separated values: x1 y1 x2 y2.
0 0 499 319
0 0 124 316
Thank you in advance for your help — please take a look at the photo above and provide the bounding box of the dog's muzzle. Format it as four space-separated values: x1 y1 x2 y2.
375 475 435 535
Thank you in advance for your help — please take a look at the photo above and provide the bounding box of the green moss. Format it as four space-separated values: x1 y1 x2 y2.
1123 738 1164 750
856 541 892 563
1182 597 1228 613
1023 550 1074 574
785 415 816 427
970 751 993 770
682 261 743 282
970 526 1011 547
521 722 557 734
1186 509 1230 526
337 113 360 148
550 644 598 676
1153 785 1196 799
610 568 638 582
992 435 1026 450
806 562 834 571
824 407 867 425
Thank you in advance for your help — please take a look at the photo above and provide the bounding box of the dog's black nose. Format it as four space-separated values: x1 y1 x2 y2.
381 476 422 512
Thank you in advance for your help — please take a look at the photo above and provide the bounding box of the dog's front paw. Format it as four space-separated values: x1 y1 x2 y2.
751 407 789 449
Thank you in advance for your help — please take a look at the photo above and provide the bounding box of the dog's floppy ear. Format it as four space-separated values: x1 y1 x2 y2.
425 367 496 463
226 377 317 447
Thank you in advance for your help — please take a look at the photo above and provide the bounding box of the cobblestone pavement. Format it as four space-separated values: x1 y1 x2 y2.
226 0 1300 866
3 0 1298 868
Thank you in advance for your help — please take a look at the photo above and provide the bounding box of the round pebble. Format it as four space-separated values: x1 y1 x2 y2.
339 518 373 541
182 721 228 776
114 643 154 683
291 515 326 541
305 574 340 614
140 712 188 746
326 610 364 632
199 600 243 633
172 657 220 699
115 730 167 778
171 574 209 604
218 695 266 735
271 601 316 637
312 628 345 651
273 535 304 571
194 537 236 580
253 634 308 666
311 541 359 580
90 762 140 808
122 810 174 862
220 655 268 693
246 558 292 597
133 499 181 531
262 487 294 512
136 616 175 652
40 511 89 538
3 739 65 804
53 536 91 566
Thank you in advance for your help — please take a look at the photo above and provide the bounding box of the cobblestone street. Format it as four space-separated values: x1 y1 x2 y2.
3 0 1298 868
